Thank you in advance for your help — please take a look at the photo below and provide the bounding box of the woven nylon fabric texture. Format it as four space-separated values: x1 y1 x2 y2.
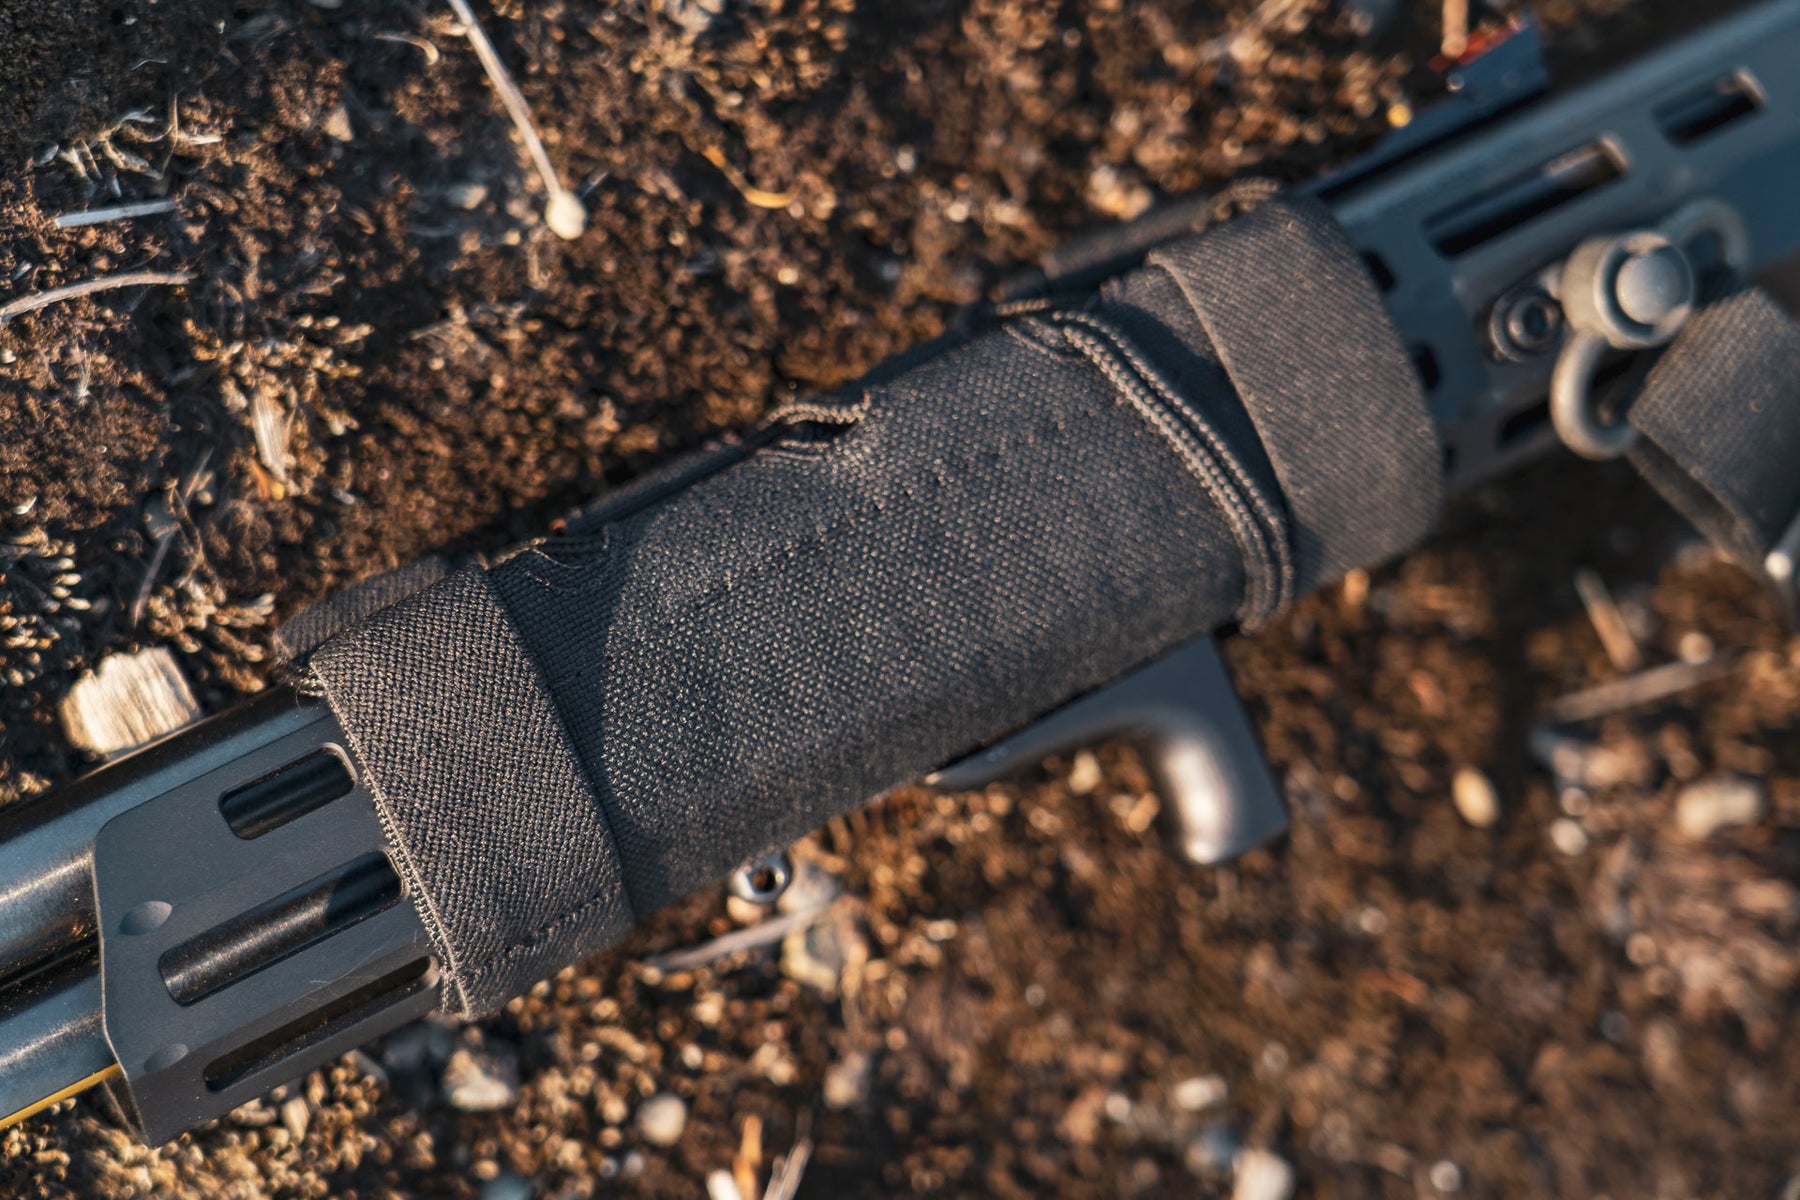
1147 201 1443 592
489 318 1251 926
305 199 1440 1015
309 565 636 1015
1627 286 1800 564
274 556 448 666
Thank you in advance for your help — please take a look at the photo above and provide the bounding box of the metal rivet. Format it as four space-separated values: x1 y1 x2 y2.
727 850 793 906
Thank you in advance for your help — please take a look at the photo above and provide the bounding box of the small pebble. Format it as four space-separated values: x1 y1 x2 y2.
1451 766 1499 828
1232 1148 1296 1200
1677 631 1715 664
1172 1074 1228 1112
321 104 354 142
824 1050 872 1110
1429 1160 1463 1193
443 1046 519 1113
447 182 489 210
658 0 728 35
1068 751 1103 795
636 1093 687 1146
60 647 201 757
280 1095 310 1142
782 907 862 994
706 1171 745 1200
1674 775 1765 840
1550 818 1589 856
1086 163 1153 220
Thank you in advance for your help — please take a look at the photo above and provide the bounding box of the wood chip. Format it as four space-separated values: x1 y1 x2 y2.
59 647 201 757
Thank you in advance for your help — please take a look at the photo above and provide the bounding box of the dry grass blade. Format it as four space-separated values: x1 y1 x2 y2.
1574 567 1643 672
644 901 836 972
762 1136 812 1200
250 390 295 485
53 199 180 229
443 0 587 239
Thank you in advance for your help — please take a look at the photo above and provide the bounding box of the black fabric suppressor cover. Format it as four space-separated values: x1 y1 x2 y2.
296 200 1442 1016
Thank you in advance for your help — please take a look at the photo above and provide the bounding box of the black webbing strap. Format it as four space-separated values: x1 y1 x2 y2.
1626 286 1800 568
297 200 1440 1015
273 556 448 666
309 565 636 1015
1148 203 1442 593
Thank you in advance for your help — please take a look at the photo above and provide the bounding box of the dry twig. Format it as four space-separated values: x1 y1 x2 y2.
0 271 192 323
1547 654 1739 724
1574 568 1643 672
1442 0 1470 59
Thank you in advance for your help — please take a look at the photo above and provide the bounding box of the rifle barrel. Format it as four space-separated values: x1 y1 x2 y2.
0 962 115 1129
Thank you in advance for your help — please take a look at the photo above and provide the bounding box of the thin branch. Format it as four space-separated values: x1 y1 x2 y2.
0 271 192 323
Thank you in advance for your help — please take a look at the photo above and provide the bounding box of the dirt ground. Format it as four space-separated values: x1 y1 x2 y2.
3 0 1798 1197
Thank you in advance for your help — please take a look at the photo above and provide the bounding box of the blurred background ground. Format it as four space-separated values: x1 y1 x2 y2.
2 0 1798 1196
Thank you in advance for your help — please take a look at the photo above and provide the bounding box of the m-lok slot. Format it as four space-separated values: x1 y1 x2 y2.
219 748 355 838
1654 71 1763 146
159 853 401 1005
1426 141 1625 258
202 956 435 1092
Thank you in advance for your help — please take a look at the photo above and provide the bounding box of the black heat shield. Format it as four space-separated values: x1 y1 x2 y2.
2 0 1799 1145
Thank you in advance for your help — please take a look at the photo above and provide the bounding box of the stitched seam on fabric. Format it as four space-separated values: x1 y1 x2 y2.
1055 318 1275 626
315 645 465 1011
514 408 1108 618
1056 309 1292 621
526 403 1114 634
1061 294 1295 611
459 885 625 992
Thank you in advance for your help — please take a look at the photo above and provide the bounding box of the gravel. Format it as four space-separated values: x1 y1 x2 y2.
1450 765 1500 828
635 1093 688 1148
1674 775 1766 840
442 1045 520 1113
1231 1148 1296 1200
